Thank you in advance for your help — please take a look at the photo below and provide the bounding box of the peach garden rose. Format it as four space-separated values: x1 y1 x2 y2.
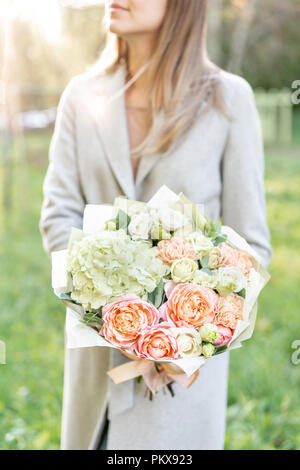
135 322 179 360
219 243 252 276
157 237 197 265
101 294 159 349
165 283 218 328
236 251 253 276
214 293 244 330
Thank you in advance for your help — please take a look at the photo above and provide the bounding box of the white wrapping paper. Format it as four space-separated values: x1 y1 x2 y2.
83 204 116 233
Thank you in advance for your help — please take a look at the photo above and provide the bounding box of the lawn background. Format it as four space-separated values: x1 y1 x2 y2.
0 124 300 450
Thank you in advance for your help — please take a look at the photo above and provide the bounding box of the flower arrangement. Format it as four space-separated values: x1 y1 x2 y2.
52 186 270 397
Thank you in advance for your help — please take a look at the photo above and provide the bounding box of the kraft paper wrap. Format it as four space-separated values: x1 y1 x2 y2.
107 351 199 394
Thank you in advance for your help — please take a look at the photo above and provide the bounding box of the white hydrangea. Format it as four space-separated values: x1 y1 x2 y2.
67 229 169 310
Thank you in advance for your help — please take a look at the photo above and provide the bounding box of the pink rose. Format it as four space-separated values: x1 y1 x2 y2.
158 302 167 321
164 280 178 298
214 325 233 347
135 322 179 360
165 283 218 328
101 294 159 349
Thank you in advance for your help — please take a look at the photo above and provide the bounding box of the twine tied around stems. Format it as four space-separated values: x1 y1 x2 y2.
107 350 199 397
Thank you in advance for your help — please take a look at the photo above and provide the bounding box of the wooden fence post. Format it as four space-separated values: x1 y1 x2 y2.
254 89 293 147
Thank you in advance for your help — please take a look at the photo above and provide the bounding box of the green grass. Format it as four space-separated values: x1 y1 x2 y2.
0 131 300 450
0 132 65 450
226 149 300 450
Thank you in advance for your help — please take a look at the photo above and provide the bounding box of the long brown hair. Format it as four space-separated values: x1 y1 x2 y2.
92 0 224 156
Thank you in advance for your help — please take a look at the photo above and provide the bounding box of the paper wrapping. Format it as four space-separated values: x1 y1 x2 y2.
51 185 270 377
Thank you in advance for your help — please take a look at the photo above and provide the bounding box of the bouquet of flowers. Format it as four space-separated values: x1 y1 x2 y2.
52 186 270 397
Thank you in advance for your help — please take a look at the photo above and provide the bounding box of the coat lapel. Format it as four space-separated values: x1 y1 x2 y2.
93 64 136 200
134 152 161 187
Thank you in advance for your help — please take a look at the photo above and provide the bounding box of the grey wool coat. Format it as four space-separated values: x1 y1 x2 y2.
39 63 272 450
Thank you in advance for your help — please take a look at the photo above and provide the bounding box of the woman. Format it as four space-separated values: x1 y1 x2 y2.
39 0 272 450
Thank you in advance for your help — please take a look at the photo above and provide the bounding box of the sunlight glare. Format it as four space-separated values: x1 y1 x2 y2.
0 0 62 44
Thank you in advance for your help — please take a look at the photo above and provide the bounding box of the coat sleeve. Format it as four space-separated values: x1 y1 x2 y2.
39 78 86 257
221 77 272 269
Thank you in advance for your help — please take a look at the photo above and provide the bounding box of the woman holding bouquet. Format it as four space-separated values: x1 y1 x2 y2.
39 0 272 450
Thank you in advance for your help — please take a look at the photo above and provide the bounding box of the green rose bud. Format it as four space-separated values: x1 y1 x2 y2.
171 258 198 283
202 343 216 358
199 323 219 343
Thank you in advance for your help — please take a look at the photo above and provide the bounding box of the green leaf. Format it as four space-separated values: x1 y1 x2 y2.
214 345 228 355
81 311 103 330
214 220 222 232
147 278 165 308
206 219 227 246
59 292 72 300
213 234 228 246
236 288 246 299
200 267 213 275
115 209 131 231
201 253 210 268
59 293 81 307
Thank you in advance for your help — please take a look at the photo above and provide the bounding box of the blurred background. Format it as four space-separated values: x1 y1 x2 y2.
0 0 300 450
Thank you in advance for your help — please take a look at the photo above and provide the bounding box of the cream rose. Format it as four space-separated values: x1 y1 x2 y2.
187 232 214 258
171 258 198 282
193 269 218 289
216 266 247 296
207 247 222 269
158 207 188 231
171 327 202 358
128 213 152 240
